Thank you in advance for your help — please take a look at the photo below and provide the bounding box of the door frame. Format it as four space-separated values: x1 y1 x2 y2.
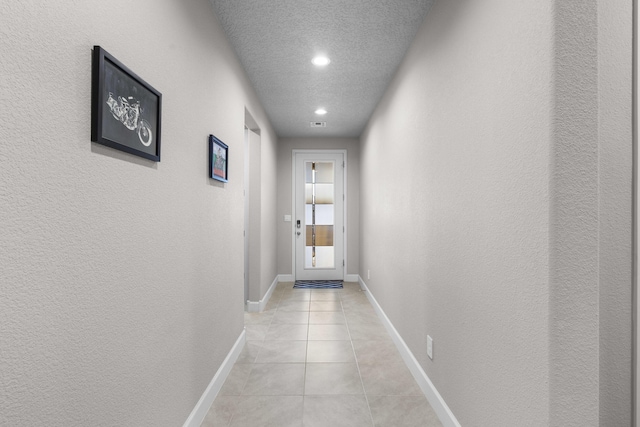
634 0 639 423
291 149 348 281
244 108 261 311
244 126 249 304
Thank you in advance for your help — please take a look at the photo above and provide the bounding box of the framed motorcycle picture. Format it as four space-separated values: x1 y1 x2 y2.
91 45 162 162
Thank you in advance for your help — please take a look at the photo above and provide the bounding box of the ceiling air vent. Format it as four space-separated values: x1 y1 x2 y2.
310 121 327 128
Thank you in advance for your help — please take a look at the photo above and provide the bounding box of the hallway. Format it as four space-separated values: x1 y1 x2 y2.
202 282 442 426
0 1 633 425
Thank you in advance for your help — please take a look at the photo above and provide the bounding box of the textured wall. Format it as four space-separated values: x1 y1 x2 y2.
0 1 276 425
548 2 600 425
549 1 633 425
361 0 631 424
276 138 360 277
596 0 633 424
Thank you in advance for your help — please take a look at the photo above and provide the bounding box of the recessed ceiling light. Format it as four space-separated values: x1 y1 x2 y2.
312 56 330 66
315 108 327 115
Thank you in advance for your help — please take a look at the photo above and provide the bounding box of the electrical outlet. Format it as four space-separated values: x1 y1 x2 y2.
427 335 433 360
367 269 370 280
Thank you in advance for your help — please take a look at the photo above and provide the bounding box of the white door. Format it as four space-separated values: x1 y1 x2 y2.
294 151 344 280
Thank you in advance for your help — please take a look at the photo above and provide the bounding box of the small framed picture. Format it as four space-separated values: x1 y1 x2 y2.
209 135 228 182
91 46 162 162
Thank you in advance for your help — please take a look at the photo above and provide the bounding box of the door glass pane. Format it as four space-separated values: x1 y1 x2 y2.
306 205 334 225
305 161 335 269
314 162 334 183
305 247 335 269
313 205 334 225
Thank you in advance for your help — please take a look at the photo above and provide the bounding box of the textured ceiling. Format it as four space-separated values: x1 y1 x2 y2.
209 0 434 138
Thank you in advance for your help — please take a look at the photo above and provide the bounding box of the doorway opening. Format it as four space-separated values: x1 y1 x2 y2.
245 110 261 310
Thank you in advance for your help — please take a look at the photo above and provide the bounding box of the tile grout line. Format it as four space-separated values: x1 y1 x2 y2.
302 292 311 424
228 289 283 427
342 294 377 427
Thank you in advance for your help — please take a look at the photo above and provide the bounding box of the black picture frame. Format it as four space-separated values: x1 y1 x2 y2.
209 135 229 182
91 46 162 162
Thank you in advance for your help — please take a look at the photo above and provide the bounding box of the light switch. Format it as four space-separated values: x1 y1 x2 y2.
284 215 292 222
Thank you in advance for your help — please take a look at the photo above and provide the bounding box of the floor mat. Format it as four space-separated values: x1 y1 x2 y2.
293 280 343 289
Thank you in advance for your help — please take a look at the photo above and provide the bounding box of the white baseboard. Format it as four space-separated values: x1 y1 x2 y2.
358 276 461 427
182 329 246 427
344 274 359 283
246 276 279 313
246 301 260 313
278 274 294 282
261 276 279 310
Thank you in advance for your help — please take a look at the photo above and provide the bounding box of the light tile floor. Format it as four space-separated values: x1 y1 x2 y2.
201 282 443 427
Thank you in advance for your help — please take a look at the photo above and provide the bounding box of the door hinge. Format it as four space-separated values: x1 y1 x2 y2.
343 260 345 267
343 226 345 232
342 161 345 168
